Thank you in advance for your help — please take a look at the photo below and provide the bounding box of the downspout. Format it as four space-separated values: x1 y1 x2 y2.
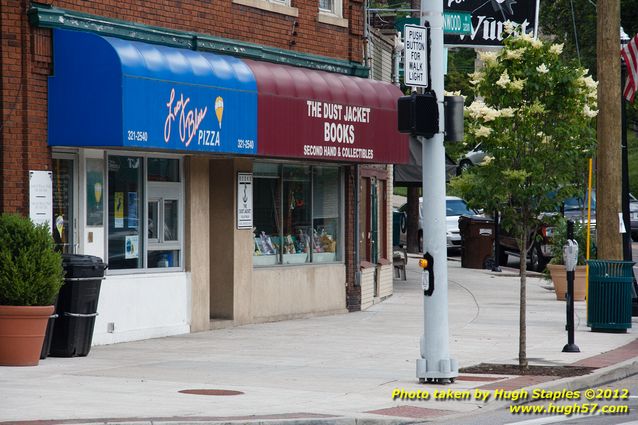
0 2 4 211
363 0 370 69
354 164 361 286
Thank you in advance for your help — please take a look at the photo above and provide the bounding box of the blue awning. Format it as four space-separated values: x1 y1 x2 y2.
49 29 258 154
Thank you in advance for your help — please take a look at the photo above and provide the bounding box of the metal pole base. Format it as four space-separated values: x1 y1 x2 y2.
562 343 580 353
416 358 459 383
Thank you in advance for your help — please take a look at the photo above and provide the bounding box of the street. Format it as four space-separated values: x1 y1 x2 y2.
445 374 638 424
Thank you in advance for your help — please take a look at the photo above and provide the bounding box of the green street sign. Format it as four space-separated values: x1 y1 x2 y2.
443 11 472 35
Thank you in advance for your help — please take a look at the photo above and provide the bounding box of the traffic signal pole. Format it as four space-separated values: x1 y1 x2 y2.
416 0 458 384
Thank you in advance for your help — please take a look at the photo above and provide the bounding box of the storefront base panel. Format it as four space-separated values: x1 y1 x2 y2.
360 267 375 311
252 264 346 322
377 264 393 299
92 272 191 345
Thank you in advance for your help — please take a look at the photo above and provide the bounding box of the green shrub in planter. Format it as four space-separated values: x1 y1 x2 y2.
0 214 64 306
548 217 596 266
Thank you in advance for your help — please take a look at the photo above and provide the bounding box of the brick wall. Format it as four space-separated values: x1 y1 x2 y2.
0 0 364 212
53 0 363 62
1 2 52 214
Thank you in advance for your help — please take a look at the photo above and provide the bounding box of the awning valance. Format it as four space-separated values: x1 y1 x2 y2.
49 30 407 163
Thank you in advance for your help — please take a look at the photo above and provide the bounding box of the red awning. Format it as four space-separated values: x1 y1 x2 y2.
245 60 408 164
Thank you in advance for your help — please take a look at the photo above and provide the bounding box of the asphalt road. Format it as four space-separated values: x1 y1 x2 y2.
440 373 638 425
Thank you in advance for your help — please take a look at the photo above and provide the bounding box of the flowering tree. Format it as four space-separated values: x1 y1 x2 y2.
450 29 597 367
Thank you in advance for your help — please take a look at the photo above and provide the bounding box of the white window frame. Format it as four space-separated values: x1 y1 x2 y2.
105 152 184 275
317 0 348 28
232 0 299 17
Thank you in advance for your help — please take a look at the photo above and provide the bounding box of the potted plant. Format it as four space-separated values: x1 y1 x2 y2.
0 214 64 366
545 217 593 301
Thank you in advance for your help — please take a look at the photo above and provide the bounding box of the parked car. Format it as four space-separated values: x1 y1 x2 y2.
498 191 597 272
398 196 477 252
457 143 486 173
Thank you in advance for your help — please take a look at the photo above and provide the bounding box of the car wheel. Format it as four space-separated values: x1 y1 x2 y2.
497 246 508 266
458 159 473 174
529 243 549 272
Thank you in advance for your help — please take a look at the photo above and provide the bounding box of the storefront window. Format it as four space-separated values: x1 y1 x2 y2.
253 163 281 266
108 156 143 270
282 166 311 264
148 158 180 182
253 163 341 266
147 160 182 269
107 155 182 271
86 158 104 226
312 167 340 262
52 157 75 254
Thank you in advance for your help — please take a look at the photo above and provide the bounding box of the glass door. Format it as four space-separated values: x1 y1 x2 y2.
52 155 78 254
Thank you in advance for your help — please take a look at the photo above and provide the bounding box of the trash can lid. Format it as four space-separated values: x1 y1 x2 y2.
459 214 493 223
62 254 107 279
62 254 106 266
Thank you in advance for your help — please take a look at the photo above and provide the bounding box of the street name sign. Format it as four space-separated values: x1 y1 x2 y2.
443 11 472 35
404 24 428 88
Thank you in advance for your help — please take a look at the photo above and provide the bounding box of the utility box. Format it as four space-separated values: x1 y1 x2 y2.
458 215 494 269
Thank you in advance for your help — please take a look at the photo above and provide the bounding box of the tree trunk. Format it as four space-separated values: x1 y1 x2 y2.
518 228 528 368
407 186 421 253
596 0 623 260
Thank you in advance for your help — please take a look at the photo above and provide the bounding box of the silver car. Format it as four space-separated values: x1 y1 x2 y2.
399 196 477 252
458 143 486 172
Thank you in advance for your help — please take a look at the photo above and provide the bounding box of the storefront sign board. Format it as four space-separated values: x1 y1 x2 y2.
237 173 253 229
122 78 257 155
248 60 408 164
29 170 53 230
444 0 539 47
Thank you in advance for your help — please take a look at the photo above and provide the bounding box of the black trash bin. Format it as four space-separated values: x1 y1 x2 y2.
458 215 495 269
40 311 58 359
49 254 107 357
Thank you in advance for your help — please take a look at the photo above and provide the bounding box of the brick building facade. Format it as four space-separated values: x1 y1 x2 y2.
0 0 405 343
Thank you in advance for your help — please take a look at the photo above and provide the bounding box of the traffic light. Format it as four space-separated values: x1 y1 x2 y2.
397 92 439 138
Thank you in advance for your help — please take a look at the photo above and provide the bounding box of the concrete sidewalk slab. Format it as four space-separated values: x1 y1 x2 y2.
0 258 636 424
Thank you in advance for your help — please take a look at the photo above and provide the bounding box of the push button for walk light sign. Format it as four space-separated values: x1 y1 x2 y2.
404 24 428 88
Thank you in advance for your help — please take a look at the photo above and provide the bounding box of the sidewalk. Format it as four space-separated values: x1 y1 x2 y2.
0 257 636 424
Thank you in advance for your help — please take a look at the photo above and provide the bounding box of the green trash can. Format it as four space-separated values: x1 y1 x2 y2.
587 260 635 332
392 210 405 247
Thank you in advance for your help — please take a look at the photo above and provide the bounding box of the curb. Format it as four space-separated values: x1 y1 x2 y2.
69 418 419 425
426 355 638 423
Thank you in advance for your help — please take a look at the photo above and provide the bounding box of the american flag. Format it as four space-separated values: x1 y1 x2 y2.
621 33 638 103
